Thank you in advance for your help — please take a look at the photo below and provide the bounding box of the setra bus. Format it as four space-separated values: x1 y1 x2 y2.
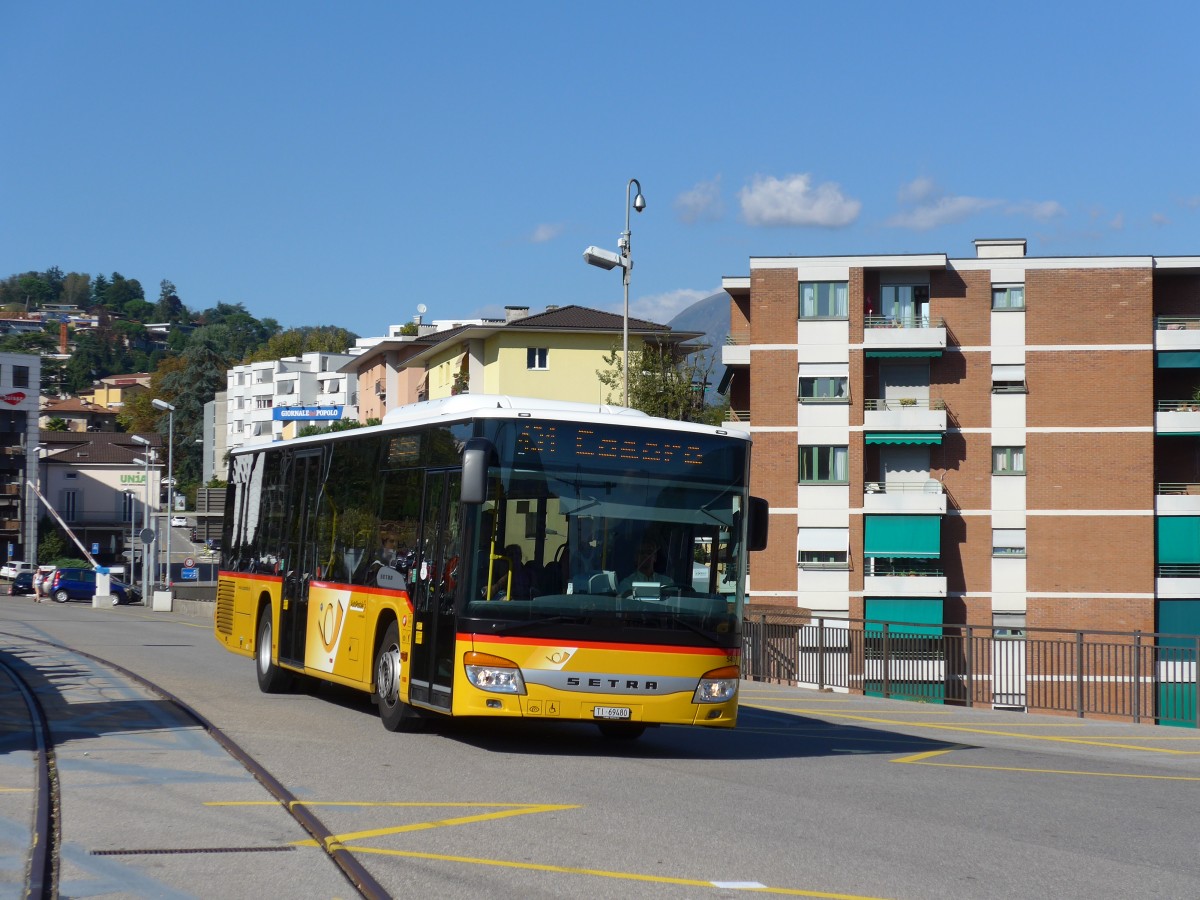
214 394 767 738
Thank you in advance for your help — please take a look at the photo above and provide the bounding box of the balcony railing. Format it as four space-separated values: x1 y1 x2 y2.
727 409 750 423
1159 483 1200 495
863 480 944 495
1157 400 1200 412
865 560 943 577
865 315 946 330
725 330 751 345
1156 316 1200 330
1157 564 1200 577
864 398 946 411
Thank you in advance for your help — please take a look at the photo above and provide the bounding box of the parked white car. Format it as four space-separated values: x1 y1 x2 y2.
170 515 189 528
1 561 33 579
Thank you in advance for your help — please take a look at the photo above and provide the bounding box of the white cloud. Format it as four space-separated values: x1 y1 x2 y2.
1109 212 1125 230
629 287 714 325
674 177 724 224
887 195 1001 230
738 173 861 227
1152 212 1171 226
1007 200 1066 221
529 223 565 243
897 176 937 205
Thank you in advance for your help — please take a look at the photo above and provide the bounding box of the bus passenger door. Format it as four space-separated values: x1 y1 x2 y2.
279 450 323 667
409 469 462 711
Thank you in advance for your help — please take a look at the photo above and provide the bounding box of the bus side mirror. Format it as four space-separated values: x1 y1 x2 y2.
461 438 493 504
747 496 769 552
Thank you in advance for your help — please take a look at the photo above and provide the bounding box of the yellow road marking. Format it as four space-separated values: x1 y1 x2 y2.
296 803 578 845
347 846 890 898
747 704 1199 755
893 746 963 764
898 759 1200 782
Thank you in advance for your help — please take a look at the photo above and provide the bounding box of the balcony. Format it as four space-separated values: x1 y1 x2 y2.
863 315 946 355
722 330 751 367
863 559 948 598
1158 483 1200 515
1155 400 1200 435
1156 316 1200 353
864 398 947 433
864 480 947 515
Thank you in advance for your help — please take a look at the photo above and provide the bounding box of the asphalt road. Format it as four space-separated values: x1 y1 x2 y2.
2 598 1198 899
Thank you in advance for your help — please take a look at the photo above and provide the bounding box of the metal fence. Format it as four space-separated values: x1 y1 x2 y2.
742 613 1200 728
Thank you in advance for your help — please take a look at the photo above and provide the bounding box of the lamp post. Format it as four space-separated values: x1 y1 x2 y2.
124 489 136 579
583 178 645 407
131 435 153 605
152 399 175 593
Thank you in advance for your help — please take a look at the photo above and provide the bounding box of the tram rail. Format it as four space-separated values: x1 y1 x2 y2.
0 631 388 900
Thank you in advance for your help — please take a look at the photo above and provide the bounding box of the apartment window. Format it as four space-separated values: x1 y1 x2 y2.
61 489 79 522
992 285 1025 310
527 348 549 370
13 366 29 388
880 284 929 326
798 282 848 319
799 550 849 569
991 364 1027 394
992 446 1026 475
798 376 849 403
992 529 1027 557
799 446 848 483
256 397 273 409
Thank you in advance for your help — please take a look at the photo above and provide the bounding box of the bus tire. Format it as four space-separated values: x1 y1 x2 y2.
597 721 646 740
256 610 292 694
375 621 423 732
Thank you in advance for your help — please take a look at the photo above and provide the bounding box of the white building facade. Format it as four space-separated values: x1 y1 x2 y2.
224 352 358 452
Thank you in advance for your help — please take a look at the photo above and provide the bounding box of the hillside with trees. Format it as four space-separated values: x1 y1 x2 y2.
0 266 357 493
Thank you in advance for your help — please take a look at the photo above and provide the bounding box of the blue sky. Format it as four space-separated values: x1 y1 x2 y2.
3 2 1198 339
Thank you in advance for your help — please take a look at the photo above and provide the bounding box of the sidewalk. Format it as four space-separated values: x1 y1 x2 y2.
0 633 347 898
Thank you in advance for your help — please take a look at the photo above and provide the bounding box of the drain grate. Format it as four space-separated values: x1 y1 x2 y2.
92 846 295 856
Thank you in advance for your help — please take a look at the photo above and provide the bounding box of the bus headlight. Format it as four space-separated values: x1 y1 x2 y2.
693 665 740 704
464 651 527 695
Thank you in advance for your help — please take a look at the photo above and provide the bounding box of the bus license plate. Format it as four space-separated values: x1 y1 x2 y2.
593 706 631 720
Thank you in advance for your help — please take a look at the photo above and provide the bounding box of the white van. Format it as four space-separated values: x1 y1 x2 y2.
1 561 34 579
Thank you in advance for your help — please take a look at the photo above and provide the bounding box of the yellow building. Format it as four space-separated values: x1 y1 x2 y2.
82 373 152 410
400 305 699 408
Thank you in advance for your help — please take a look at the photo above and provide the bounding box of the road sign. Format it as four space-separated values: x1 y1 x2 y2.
91 542 100 555
140 528 155 544
181 567 198 580
183 557 195 568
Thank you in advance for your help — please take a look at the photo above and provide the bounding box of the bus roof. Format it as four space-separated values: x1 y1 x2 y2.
231 394 749 455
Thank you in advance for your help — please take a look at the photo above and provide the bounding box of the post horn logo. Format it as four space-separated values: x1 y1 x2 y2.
2 392 26 406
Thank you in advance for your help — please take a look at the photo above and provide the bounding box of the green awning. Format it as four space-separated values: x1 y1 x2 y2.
866 350 943 358
865 433 943 445
864 515 941 558
865 598 943 636
1157 351 1200 369
1158 517 1200 564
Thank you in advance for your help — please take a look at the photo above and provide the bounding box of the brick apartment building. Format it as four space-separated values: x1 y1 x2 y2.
722 238 1200 642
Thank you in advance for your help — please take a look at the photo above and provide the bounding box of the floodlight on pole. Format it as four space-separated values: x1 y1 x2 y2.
151 399 176 595
583 178 645 408
131 436 155 605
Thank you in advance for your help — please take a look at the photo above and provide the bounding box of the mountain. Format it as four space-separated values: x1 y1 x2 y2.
667 291 730 400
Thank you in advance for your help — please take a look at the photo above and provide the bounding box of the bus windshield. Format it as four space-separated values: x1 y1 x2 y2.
459 419 749 647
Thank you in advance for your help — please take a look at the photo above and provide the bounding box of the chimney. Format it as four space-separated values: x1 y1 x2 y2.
504 305 530 323
974 238 1026 259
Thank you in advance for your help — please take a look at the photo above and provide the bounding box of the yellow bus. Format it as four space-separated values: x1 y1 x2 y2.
214 395 767 738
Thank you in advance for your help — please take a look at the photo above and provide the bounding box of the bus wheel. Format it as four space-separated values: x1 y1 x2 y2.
597 721 646 740
256 612 292 694
375 621 424 732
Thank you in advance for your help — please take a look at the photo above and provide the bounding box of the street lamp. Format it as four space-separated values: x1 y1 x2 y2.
131 434 153 605
583 178 645 408
152 398 176 593
124 489 137 579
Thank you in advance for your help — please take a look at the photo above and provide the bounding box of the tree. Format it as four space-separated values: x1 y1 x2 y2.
61 272 91 307
44 417 69 431
595 341 716 422
155 279 185 323
245 325 358 362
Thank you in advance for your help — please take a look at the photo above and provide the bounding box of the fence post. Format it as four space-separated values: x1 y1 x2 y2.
1075 630 1085 718
965 624 973 709
817 617 826 691
1132 631 1141 724
882 623 891 698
